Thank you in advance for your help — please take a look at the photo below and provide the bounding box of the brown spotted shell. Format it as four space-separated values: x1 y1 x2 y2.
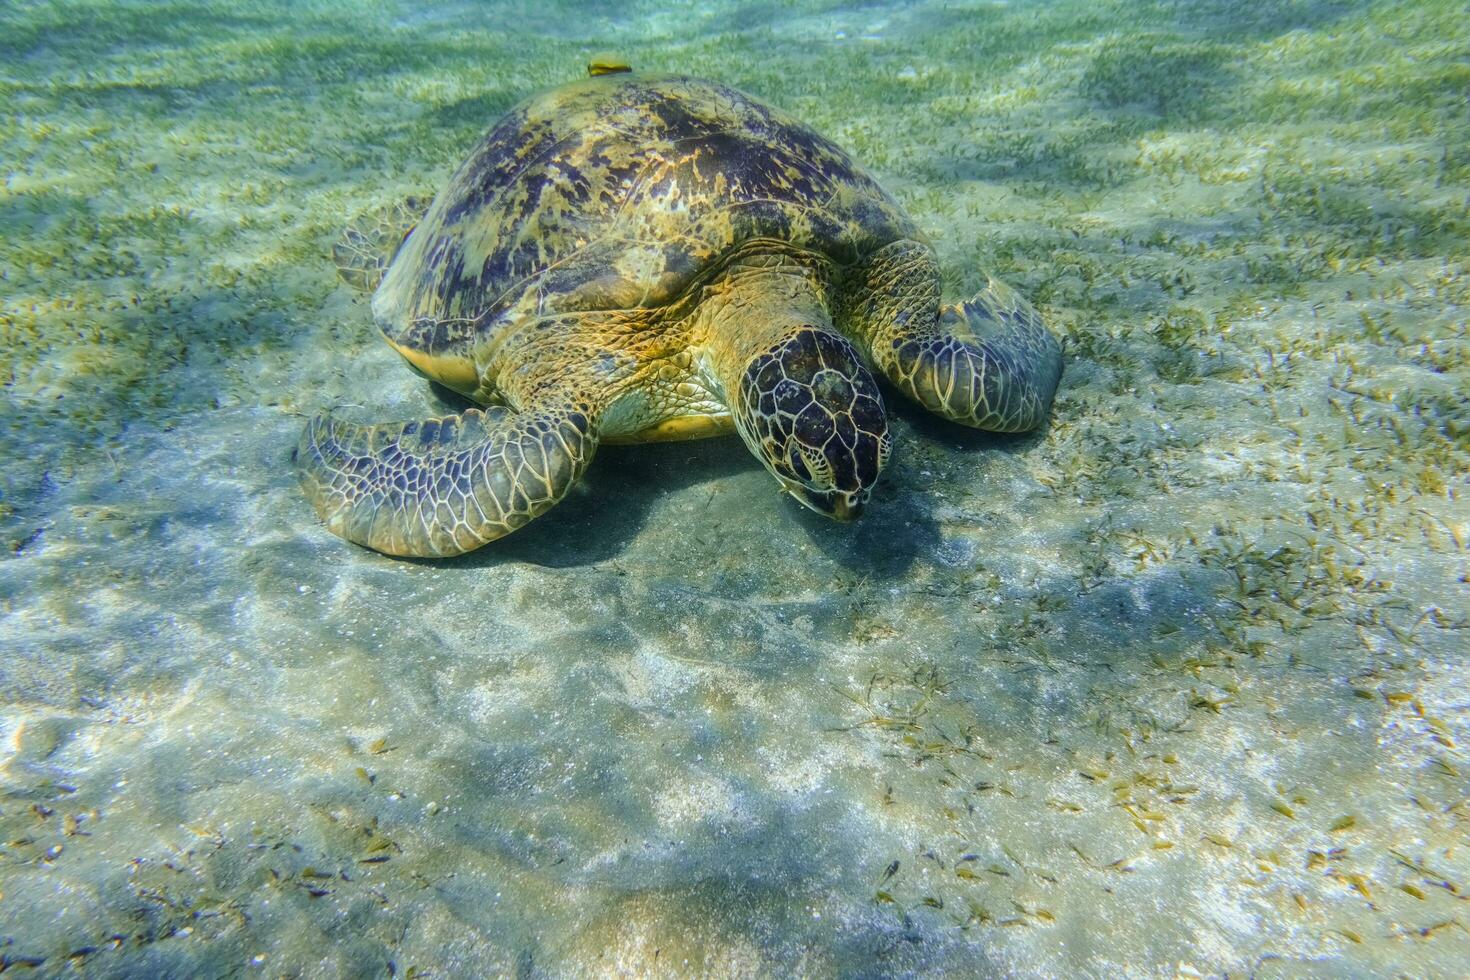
372 73 917 362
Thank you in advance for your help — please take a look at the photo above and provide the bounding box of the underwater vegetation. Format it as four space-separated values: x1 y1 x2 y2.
1 0 1467 974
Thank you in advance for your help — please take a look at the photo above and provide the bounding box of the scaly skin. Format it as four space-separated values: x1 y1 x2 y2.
296 398 598 558
843 238 1063 433
696 256 890 520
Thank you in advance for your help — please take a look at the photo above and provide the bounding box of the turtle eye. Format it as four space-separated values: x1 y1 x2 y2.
787 446 811 481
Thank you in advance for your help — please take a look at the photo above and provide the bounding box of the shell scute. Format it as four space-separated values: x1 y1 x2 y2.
373 74 916 361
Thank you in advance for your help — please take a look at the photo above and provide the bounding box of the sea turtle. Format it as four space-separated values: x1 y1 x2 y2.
297 66 1063 557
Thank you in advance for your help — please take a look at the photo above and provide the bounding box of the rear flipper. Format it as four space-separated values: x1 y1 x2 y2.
332 195 430 293
296 400 597 557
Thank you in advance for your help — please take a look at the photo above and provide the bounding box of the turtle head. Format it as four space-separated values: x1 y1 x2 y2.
732 328 891 521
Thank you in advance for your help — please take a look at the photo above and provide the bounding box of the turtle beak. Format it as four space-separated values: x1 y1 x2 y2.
784 484 867 522
828 493 864 522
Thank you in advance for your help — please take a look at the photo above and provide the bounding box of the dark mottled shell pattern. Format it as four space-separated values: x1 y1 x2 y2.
372 73 918 360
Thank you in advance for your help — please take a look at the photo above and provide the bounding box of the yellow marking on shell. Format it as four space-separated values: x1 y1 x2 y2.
587 53 632 76
603 414 734 444
386 337 478 393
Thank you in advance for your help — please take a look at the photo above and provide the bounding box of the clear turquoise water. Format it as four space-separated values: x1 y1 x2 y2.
2 0 1467 975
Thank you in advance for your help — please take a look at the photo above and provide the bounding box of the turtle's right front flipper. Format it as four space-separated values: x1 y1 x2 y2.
296 399 597 557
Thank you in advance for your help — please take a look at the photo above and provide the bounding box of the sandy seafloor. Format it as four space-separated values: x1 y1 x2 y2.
2 0 1468 975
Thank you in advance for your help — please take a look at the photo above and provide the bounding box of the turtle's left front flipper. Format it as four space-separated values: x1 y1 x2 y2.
296 396 597 557
332 195 430 293
847 238 1063 433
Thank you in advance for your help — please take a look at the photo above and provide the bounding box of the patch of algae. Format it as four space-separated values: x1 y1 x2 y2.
1 0 1467 975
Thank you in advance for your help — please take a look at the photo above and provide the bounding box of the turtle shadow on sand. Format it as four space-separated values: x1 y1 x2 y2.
448 435 761 570
781 393 1057 582
409 381 746 568
799 397 1057 580
415 380 942 576
786 493 939 583
428 442 938 580
369 324 1044 574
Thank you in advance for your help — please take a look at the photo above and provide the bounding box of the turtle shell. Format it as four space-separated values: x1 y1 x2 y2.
372 73 918 362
